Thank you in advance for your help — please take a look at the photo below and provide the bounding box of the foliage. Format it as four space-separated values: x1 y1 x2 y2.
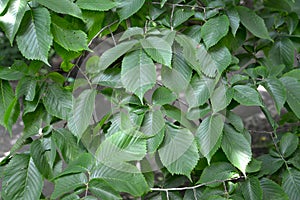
0 0 300 199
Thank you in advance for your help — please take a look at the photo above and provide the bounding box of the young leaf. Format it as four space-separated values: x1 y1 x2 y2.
52 173 87 199
140 110 165 136
152 87 177 105
16 8 53 65
237 6 271 40
196 113 224 163
1 154 43 200
233 85 263 106
140 36 172 67
0 0 27 44
68 89 96 141
200 15 229 49
262 78 286 113
226 8 240 36
241 177 263 200
282 168 300 200
117 0 145 21
260 178 289 200
222 124 252 175
76 0 116 11
185 74 215 108
158 125 199 178
161 53 192 94
91 162 149 196
280 132 299 158
96 40 138 72
43 84 73 120
280 77 300 118
89 179 122 200
269 38 295 68
121 49 156 102
197 162 239 187
36 0 82 19
51 23 89 52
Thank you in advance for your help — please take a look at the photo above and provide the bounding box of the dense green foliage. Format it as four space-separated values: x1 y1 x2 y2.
0 0 300 199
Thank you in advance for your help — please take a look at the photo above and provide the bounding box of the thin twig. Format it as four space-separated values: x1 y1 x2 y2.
88 20 118 47
170 4 175 31
150 176 244 192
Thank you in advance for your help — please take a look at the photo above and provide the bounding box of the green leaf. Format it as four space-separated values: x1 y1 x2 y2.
241 177 263 200
16 76 37 101
158 125 199 178
0 0 27 44
121 49 156 102
52 129 85 163
226 8 240 36
172 9 194 28
51 22 89 52
141 36 172 67
260 178 289 200
140 110 165 136
226 111 244 132
91 162 149 196
0 80 14 127
117 0 145 21
1 154 43 200
147 128 165 154
0 0 9 14
222 124 252 175
257 154 284 176
196 113 224 163
282 168 300 200
89 179 122 200
262 78 286 113
196 44 218 77
197 162 239 187
289 150 300 170
76 0 116 11
3 97 20 135
280 132 299 158
237 6 271 40
96 40 138 72
119 27 144 41
152 87 177 105
95 130 147 163
233 85 263 106
211 84 227 113
43 84 73 120
0 66 24 80
201 15 229 49
280 77 300 118
161 53 192 94
209 45 232 74
269 38 295 68
36 0 82 19
186 74 215 108
16 8 52 65
52 173 87 199
92 67 122 88
68 89 96 140
30 138 54 179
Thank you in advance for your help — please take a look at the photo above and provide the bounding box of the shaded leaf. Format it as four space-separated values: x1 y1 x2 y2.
209 45 232 74
89 179 122 200
1 154 43 200
201 15 229 49
119 27 144 41
196 44 218 77
196 113 224 163
269 38 295 68
76 0 116 11
121 49 156 102
226 8 240 36
0 0 27 44
36 0 82 19
197 162 239 187
16 76 36 101
117 0 145 21
92 67 122 88
3 97 20 135
237 6 271 40
91 162 149 196
280 132 299 158
16 8 52 64
257 154 284 177
222 124 252 175
233 85 263 106
172 9 194 28
260 178 289 200
158 125 199 178
280 77 300 118
211 84 227 113
152 87 177 105
43 84 73 120
241 177 263 200
68 89 96 140
0 80 14 127
141 36 172 67
282 168 300 200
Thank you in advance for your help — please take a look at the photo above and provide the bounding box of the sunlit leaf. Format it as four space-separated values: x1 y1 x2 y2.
0 0 9 14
